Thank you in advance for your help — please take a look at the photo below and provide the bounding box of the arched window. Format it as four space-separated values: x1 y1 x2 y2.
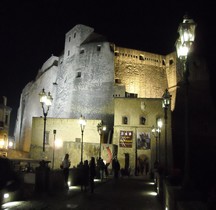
140 116 146 125
122 116 128 125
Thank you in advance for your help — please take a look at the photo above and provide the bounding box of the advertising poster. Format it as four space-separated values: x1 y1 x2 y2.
119 131 133 148
137 132 151 150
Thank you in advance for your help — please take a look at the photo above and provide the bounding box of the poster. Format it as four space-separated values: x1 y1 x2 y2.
119 131 133 148
137 132 151 150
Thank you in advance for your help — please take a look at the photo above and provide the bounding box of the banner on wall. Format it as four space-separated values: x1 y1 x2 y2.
119 131 133 148
137 132 151 150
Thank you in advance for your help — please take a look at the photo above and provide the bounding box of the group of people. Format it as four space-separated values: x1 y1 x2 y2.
61 154 96 193
61 154 121 192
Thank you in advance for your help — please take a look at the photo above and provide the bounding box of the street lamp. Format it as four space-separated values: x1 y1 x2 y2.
79 115 86 164
52 129 56 170
162 89 171 174
157 118 163 163
151 124 161 164
97 121 106 158
175 15 196 187
39 88 53 152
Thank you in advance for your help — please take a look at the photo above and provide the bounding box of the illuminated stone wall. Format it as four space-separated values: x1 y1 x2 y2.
114 47 178 111
113 98 172 174
30 117 114 168
14 25 114 152
14 24 177 155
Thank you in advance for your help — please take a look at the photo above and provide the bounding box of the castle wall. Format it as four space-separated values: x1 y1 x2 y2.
14 59 59 152
14 24 177 155
114 47 168 98
53 25 115 133
14 25 115 152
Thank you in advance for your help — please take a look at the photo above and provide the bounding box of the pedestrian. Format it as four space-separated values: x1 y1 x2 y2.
112 157 120 179
104 162 110 178
61 153 71 189
82 160 89 192
89 157 96 193
98 157 105 181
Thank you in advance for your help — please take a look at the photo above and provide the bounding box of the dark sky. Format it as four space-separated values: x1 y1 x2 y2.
0 0 215 134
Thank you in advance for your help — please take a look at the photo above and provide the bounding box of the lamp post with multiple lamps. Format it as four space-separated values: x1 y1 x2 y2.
175 15 196 187
39 88 53 152
97 121 106 158
162 89 171 175
79 115 86 164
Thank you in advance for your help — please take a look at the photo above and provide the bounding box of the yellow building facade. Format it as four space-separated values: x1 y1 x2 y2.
30 117 114 169
113 98 172 175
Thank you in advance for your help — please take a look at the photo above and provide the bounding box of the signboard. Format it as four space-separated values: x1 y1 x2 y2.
137 132 151 150
119 131 133 148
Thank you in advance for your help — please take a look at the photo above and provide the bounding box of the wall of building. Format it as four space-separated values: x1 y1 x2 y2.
14 25 115 152
114 47 178 111
14 24 177 159
0 96 12 154
113 98 172 175
30 117 114 168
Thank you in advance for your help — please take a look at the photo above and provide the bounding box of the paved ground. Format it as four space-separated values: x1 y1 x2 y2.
1 176 163 210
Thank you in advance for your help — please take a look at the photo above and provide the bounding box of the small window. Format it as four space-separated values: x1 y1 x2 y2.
140 116 146 125
169 59 174 65
69 37 71 42
139 55 144 60
68 50 70 56
45 131 50 145
114 51 119 56
122 116 128 125
80 49 84 54
74 33 76 38
97 45 101 51
76 72 81 78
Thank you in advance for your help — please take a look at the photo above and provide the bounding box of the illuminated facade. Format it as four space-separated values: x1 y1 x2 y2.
13 24 181 164
0 96 12 157
14 24 178 154
113 98 172 175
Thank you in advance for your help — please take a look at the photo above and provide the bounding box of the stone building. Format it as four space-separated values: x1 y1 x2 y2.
13 24 195 174
14 24 177 150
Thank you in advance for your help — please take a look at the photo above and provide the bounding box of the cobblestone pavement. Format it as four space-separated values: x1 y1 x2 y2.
1 176 163 210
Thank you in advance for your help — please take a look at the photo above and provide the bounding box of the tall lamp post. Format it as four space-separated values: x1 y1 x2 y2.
175 15 196 187
79 115 86 164
39 88 53 152
157 118 163 163
97 121 106 158
151 124 161 165
162 89 171 175
52 129 56 170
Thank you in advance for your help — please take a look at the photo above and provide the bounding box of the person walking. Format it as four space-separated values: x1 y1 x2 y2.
61 153 71 189
89 157 96 193
98 157 105 181
82 160 89 192
112 157 120 179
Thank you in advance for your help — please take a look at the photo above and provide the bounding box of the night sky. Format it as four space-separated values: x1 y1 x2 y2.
0 0 215 134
